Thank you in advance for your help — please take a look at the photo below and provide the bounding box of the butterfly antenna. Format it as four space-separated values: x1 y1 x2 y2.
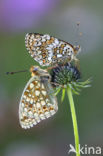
6 69 29 75
75 21 82 46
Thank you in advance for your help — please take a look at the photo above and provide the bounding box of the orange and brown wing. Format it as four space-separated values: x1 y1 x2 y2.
19 75 58 129
25 33 75 66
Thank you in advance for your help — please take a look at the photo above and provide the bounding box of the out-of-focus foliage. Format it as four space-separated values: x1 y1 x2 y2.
0 0 103 156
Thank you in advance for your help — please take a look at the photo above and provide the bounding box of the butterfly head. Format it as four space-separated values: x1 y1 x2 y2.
73 45 81 55
30 66 49 77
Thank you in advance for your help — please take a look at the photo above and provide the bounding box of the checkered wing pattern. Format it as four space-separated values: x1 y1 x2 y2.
19 75 58 129
25 33 75 66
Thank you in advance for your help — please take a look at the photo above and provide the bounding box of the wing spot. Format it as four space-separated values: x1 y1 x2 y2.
29 104 33 108
35 90 40 96
24 108 28 112
36 103 41 108
49 106 54 110
50 110 56 115
42 90 47 96
24 91 29 96
30 83 34 88
41 101 46 106
43 106 47 109
26 97 30 102
45 112 51 118
39 114 46 120
30 99 33 104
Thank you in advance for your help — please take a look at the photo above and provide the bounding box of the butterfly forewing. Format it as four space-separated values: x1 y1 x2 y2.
25 33 75 66
19 75 58 129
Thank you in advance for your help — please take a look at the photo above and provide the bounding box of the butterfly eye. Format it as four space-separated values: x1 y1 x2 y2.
34 67 38 71
73 45 81 54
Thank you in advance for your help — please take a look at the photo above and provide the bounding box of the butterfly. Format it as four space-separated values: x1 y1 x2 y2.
19 66 58 129
25 33 81 67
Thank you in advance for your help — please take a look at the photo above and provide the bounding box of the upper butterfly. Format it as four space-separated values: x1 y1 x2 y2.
25 33 81 67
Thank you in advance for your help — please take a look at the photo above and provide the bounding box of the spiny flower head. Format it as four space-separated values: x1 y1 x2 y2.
50 62 91 101
51 63 81 86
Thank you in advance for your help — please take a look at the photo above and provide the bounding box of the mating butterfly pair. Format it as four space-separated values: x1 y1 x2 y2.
19 33 80 129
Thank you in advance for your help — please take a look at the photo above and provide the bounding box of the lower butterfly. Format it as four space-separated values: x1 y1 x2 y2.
19 66 58 129
25 33 81 67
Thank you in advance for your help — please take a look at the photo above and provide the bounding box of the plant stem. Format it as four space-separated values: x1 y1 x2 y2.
67 87 80 156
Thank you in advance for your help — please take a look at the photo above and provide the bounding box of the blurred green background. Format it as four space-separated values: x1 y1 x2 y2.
0 0 103 156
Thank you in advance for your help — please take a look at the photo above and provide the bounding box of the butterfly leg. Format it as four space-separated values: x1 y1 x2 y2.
74 57 80 70
47 64 59 71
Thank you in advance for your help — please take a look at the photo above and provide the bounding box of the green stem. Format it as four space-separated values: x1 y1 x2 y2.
67 87 80 156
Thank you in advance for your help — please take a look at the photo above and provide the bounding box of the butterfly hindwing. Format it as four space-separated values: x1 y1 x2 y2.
19 75 58 129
